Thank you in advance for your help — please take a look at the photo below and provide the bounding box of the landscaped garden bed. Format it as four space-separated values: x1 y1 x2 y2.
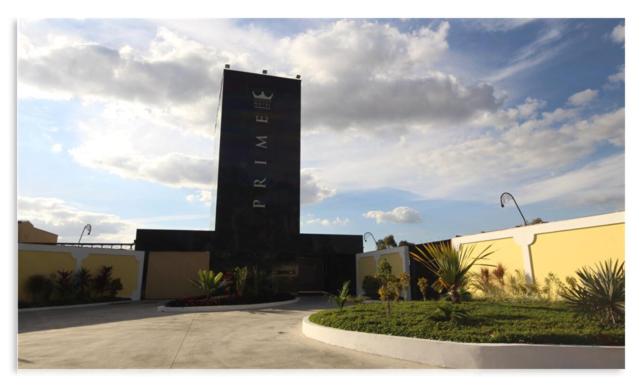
166 292 295 307
309 300 624 346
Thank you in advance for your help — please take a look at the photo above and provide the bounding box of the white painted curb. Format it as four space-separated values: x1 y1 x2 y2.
302 315 624 368
19 300 132 313
158 297 300 312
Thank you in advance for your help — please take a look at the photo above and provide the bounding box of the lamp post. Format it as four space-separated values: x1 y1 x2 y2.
363 232 377 251
500 192 528 226
78 224 92 243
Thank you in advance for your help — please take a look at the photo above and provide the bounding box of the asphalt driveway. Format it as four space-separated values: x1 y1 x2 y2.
18 296 427 369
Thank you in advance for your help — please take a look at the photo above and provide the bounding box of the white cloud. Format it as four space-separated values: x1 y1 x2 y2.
18 196 136 242
363 206 422 224
567 89 598 106
186 190 213 206
610 23 624 44
50 143 63 153
466 19 534 32
305 216 349 227
518 153 624 207
301 169 336 204
607 65 624 85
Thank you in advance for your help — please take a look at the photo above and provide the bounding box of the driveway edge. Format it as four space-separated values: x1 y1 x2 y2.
301 315 624 368
158 297 300 312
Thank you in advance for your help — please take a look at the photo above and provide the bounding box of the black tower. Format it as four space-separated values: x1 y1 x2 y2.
215 69 301 256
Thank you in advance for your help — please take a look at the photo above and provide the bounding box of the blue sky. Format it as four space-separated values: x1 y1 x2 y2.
17 18 625 250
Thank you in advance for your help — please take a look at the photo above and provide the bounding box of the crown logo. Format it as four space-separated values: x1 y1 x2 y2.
252 90 273 110
252 91 273 100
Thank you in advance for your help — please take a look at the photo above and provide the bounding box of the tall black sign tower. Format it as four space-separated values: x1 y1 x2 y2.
214 69 301 257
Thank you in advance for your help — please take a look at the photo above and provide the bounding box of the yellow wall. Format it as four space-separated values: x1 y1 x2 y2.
530 223 625 282
18 221 58 243
144 251 210 299
356 255 376 292
461 237 524 278
18 250 75 302
379 253 404 276
82 254 140 298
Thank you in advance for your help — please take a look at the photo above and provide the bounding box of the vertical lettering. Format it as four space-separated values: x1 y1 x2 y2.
252 200 266 209
255 136 268 149
256 115 269 123
254 178 267 188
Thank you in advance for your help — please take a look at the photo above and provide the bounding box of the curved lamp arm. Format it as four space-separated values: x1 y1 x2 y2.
363 232 378 250
78 224 92 243
500 192 528 226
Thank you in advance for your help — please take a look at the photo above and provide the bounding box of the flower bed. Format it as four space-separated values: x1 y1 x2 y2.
309 300 624 346
166 292 296 307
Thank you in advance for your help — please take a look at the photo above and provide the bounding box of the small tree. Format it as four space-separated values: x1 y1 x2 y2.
376 258 408 317
233 266 248 297
417 277 429 301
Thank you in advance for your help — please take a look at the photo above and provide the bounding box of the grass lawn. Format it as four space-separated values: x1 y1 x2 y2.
309 300 624 346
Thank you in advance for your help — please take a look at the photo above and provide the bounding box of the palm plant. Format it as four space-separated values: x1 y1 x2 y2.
410 242 494 303
190 269 224 299
233 266 248 297
559 259 624 326
329 280 351 310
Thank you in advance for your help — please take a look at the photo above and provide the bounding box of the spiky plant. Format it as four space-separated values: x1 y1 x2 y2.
329 280 351 311
410 242 494 303
233 266 248 297
559 259 624 326
190 269 224 299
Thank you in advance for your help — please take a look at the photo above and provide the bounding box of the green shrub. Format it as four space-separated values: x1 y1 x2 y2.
73 267 92 300
417 277 429 301
191 269 224 298
92 266 122 298
376 258 409 317
559 259 624 326
410 242 493 303
433 303 470 324
362 275 380 299
233 266 248 297
329 280 351 310
25 274 54 304
53 270 74 301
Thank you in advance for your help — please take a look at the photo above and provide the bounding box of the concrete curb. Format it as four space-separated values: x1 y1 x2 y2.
302 315 624 369
158 297 300 312
18 300 133 313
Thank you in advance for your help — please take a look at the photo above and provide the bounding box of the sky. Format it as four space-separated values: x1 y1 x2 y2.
16 18 625 251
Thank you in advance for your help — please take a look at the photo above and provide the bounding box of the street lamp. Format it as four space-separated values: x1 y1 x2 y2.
363 232 377 250
78 224 92 243
500 192 528 226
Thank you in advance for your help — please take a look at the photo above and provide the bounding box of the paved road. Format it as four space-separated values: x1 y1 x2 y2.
18 296 427 369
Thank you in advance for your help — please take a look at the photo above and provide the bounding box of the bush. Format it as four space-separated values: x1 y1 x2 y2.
233 266 248 297
362 275 380 299
92 266 123 298
53 270 74 301
190 269 224 298
417 277 429 301
559 259 624 326
25 274 54 304
73 267 92 300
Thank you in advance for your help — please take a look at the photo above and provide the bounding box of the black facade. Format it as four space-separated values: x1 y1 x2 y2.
135 69 363 293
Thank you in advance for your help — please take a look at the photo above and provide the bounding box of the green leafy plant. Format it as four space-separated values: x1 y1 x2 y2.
410 242 494 303
558 259 624 326
51 270 75 301
433 303 470 324
73 267 92 300
25 274 54 304
92 266 122 298
190 269 224 299
376 258 409 317
329 280 351 310
362 275 380 299
233 266 248 297
417 277 429 301
507 269 541 299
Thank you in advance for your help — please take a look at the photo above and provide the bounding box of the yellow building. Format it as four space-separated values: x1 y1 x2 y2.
18 220 58 244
